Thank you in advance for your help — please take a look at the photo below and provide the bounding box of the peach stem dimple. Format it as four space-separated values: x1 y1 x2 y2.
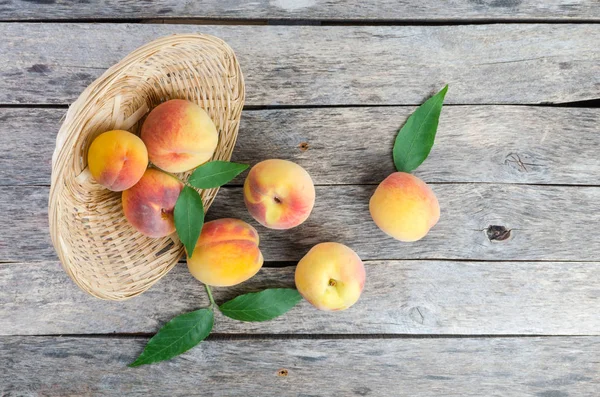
328 278 337 287
160 208 172 220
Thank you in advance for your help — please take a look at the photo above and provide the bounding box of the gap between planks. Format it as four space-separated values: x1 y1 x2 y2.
5 333 596 339
3 257 600 266
1 100 600 109
2 18 600 25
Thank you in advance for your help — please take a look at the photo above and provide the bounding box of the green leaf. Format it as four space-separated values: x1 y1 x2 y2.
393 85 448 172
174 185 204 257
188 161 249 189
219 288 302 322
129 308 214 367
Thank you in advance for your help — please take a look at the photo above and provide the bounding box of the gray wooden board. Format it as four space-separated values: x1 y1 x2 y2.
2 184 599 262
3 0 600 21
2 8 599 394
2 23 599 105
2 260 600 336
2 106 600 186
2 336 600 396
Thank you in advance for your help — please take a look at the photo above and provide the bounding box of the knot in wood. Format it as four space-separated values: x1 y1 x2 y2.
486 225 512 242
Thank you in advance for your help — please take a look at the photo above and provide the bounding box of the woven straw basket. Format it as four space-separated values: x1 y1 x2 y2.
49 34 245 301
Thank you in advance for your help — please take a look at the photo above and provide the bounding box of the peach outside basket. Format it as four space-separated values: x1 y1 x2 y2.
48 34 245 301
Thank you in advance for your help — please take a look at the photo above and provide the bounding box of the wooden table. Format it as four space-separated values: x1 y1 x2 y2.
1 2 600 396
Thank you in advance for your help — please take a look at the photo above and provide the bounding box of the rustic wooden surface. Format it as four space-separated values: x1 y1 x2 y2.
2 106 600 186
3 336 600 396
2 0 600 21
2 2 599 396
2 184 600 262
2 24 599 105
3 260 600 336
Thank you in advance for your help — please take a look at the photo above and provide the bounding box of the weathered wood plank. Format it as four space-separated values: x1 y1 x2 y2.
2 260 600 336
2 184 600 262
3 106 600 186
2 0 599 21
2 336 599 396
2 23 598 105
0 108 57 186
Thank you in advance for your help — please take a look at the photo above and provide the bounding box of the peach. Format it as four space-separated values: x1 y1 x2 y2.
369 172 440 242
141 99 218 173
187 218 264 287
122 168 183 238
244 159 315 230
87 130 148 191
295 242 365 311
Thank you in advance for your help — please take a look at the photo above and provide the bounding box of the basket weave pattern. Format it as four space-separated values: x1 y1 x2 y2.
49 34 245 301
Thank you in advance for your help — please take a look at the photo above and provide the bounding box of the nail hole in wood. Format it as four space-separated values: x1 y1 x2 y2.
278 369 289 377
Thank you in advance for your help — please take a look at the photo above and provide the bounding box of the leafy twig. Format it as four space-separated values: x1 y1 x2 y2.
205 284 216 308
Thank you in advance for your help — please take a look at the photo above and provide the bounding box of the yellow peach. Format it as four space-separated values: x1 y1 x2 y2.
295 242 365 311
369 172 440 242
122 168 183 238
187 218 264 287
141 99 218 173
244 159 315 230
87 130 148 191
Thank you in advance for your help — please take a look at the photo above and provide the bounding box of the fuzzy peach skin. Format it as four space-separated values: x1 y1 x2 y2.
87 130 148 191
244 159 315 230
369 172 440 242
187 218 264 287
122 168 183 238
141 99 218 173
295 242 366 311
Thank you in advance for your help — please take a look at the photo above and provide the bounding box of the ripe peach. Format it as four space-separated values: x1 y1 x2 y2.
187 218 264 287
87 130 148 191
369 172 440 242
295 242 365 311
244 159 315 230
122 168 183 238
141 99 218 173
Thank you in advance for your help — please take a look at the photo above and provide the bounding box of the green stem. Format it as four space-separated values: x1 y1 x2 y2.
149 163 190 186
205 284 216 309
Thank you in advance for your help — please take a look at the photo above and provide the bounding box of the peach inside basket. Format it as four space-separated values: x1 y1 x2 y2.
48 34 245 301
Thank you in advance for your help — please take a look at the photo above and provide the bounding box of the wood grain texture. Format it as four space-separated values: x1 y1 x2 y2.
2 260 600 336
2 184 600 262
2 0 599 21
2 23 599 105
3 106 600 186
2 336 600 396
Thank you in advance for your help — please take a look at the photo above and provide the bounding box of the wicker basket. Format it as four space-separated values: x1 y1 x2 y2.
49 34 245 301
